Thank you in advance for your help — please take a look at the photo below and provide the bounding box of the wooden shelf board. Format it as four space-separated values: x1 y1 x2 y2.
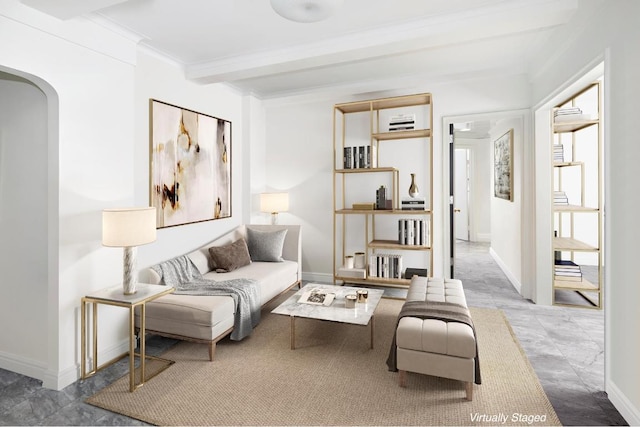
335 276 411 288
553 205 599 212
336 209 431 215
553 237 598 251
554 278 599 291
335 93 431 114
373 129 431 140
335 167 396 174
369 239 431 250
553 161 583 167
553 119 599 133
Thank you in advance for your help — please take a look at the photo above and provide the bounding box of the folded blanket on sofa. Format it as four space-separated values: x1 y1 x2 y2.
151 255 261 341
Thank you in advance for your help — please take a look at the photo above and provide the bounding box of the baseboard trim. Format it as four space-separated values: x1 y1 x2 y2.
0 350 47 385
489 247 522 294
1 336 131 391
302 271 333 284
606 379 637 426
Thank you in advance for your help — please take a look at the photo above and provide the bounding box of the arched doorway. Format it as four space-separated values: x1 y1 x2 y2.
0 66 59 386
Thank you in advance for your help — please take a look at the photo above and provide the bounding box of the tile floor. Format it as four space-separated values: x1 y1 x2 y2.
455 241 626 426
0 242 628 426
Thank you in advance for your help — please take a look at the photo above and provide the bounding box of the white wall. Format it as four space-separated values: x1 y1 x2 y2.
530 0 640 423
489 118 524 292
0 3 138 388
133 52 246 270
263 98 335 281
0 4 245 390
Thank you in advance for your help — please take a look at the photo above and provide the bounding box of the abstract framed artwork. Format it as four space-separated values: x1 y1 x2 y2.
150 99 231 228
493 128 513 201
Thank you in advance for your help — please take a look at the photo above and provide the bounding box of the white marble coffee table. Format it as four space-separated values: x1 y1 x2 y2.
271 283 384 350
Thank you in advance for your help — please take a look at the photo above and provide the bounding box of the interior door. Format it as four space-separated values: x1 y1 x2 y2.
454 148 470 241
449 123 455 277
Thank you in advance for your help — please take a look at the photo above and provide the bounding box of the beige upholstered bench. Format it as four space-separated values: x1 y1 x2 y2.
390 276 480 400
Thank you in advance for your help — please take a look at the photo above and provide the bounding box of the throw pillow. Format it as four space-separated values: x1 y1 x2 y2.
246 228 288 262
208 238 252 273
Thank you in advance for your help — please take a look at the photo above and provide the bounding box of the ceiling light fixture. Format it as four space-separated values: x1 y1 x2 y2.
270 0 344 23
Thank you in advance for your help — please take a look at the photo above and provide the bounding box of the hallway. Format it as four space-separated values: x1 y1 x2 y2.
456 240 625 425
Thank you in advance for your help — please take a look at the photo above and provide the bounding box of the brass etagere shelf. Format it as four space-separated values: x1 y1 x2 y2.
551 81 603 309
333 93 433 288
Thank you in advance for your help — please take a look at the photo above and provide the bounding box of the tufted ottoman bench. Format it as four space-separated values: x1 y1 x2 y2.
386 276 480 400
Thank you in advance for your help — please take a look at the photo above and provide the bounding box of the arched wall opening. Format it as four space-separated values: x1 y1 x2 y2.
0 65 59 384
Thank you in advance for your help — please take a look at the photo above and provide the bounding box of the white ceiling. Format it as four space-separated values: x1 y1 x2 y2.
20 0 580 99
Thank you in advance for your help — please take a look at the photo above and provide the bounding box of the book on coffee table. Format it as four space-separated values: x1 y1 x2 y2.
299 289 335 306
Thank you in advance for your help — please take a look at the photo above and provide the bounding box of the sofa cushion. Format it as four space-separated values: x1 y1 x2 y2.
141 294 236 341
246 227 287 262
203 260 298 305
208 238 251 273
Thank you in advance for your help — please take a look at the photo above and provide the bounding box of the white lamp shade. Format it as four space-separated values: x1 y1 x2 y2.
260 193 289 213
270 0 344 23
102 207 157 247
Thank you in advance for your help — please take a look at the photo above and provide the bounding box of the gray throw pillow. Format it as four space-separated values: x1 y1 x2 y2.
246 228 288 262
208 238 252 273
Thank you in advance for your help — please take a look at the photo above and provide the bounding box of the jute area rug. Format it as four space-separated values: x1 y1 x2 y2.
87 295 560 426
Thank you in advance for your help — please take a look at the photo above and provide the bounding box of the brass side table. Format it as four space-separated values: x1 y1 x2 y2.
81 283 175 392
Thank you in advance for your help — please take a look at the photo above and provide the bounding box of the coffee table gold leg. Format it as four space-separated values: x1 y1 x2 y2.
290 316 295 350
370 315 375 349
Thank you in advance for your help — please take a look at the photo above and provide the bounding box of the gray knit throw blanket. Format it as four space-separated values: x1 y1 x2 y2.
151 255 261 341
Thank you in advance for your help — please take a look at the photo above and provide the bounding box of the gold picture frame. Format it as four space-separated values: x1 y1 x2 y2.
150 99 231 228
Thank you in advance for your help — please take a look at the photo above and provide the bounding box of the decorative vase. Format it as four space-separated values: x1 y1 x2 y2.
408 173 419 198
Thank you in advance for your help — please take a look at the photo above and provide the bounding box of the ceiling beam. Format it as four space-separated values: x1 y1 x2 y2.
20 0 129 20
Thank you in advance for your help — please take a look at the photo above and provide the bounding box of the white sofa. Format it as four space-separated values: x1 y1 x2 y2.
137 224 301 360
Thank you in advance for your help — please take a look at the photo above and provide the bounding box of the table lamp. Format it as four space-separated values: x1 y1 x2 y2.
102 207 157 295
260 192 289 225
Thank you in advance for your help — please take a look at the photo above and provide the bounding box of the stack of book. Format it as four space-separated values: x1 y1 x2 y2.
343 145 377 169
388 114 415 131
554 191 569 205
376 186 391 210
553 144 564 163
554 260 582 282
398 218 430 246
401 197 427 210
554 107 585 123
369 254 403 279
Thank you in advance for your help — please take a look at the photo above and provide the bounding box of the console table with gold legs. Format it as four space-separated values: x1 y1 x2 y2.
81 283 175 392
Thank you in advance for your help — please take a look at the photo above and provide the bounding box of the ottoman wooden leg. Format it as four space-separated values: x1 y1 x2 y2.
399 370 407 387
465 382 473 401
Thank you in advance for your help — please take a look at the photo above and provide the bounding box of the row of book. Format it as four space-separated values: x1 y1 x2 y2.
369 254 403 279
343 145 377 169
554 191 569 205
388 114 415 132
553 143 564 163
554 259 582 282
398 219 430 246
